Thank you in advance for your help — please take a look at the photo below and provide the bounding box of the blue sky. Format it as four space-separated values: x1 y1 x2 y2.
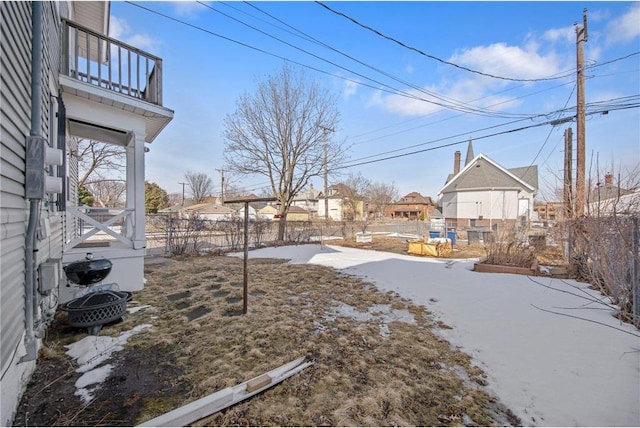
109 1 640 202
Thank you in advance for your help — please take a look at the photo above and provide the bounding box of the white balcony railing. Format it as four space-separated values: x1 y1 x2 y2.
65 207 135 250
61 19 163 105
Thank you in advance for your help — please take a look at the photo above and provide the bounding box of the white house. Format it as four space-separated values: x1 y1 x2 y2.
588 174 640 217
237 204 258 221
438 142 538 230
0 2 173 424
182 203 235 221
317 183 365 221
291 183 320 217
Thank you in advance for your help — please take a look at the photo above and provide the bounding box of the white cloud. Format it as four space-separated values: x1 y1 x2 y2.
342 80 359 101
368 76 522 117
543 26 575 45
450 42 562 80
109 16 129 39
126 34 158 54
109 16 159 54
405 65 415 74
172 1 207 18
605 3 640 45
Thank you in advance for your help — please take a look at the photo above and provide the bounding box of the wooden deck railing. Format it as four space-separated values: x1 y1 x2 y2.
61 19 163 105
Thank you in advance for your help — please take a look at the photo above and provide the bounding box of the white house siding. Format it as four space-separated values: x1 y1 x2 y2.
1 2 66 425
1 5 33 423
317 198 343 221
442 189 532 228
441 193 458 219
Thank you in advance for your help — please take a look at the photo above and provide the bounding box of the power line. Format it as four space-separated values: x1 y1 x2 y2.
336 105 637 170
315 1 577 83
236 2 524 119
518 83 577 182
127 1 550 119
123 2 639 191
228 103 638 194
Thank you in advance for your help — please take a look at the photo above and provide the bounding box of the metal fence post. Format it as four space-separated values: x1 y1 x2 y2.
167 213 173 257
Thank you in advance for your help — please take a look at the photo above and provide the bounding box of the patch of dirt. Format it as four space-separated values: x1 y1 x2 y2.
14 252 520 427
14 331 188 427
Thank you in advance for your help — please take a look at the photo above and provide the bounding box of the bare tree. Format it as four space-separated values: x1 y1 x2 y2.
367 181 399 219
223 64 345 240
185 171 214 204
76 138 125 188
341 173 371 221
166 192 183 207
86 180 126 207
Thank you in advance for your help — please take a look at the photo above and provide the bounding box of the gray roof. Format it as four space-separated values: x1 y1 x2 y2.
439 154 538 195
508 166 539 192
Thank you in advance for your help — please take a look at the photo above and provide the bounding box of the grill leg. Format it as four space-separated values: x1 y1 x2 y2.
88 325 102 335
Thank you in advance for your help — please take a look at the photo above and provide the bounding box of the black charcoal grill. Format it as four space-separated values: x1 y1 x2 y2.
61 257 130 335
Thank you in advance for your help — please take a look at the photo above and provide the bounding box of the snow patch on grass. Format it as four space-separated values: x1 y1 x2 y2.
65 324 151 403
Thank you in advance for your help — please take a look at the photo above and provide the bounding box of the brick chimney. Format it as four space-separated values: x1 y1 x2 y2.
604 173 613 185
454 151 461 175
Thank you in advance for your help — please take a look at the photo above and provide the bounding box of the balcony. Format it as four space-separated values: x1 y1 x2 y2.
62 19 162 105
59 18 174 302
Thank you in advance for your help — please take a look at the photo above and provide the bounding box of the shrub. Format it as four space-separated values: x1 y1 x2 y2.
483 232 537 268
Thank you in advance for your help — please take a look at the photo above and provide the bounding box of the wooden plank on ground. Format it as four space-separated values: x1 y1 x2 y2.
137 357 312 427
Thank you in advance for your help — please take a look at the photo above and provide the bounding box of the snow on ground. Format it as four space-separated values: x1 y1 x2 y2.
237 244 640 427
65 324 151 403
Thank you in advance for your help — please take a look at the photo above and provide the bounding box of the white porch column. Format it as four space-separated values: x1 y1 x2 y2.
127 130 147 249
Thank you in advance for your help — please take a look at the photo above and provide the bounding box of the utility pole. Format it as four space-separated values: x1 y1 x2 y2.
215 168 225 204
563 127 573 220
179 182 187 205
575 8 588 217
320 125 334 222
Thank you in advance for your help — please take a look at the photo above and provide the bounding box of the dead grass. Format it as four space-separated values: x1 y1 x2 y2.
15 251 519 427
331 236 489 259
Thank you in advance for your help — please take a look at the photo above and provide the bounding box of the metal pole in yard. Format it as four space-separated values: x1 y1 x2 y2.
224 196 277 316
632 216 639 328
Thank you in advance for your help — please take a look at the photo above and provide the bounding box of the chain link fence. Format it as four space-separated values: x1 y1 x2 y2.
145 215 453 256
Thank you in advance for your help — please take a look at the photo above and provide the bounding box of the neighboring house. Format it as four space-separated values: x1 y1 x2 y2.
258 204 278 220
438 142 538 230
317 183 365 221
389 192 436 220
588 173 639 216
291 183 320 217
286 205 311 221
258 204 310 221
533 202 563 222
0 2 173 424
182 203 235 221
158 204 189 214
237 204 258 221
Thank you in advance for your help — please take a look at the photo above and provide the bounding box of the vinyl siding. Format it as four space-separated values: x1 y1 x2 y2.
0 0 31 373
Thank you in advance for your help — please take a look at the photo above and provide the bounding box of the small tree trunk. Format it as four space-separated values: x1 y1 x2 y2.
277 217 286 241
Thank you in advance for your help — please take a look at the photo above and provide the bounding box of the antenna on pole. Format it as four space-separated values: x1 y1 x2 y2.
179 182 187 205
583 8 588 42
215 168 225 204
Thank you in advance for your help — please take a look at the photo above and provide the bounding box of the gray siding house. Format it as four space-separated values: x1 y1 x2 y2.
438 142 538 230
0 2 173 424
